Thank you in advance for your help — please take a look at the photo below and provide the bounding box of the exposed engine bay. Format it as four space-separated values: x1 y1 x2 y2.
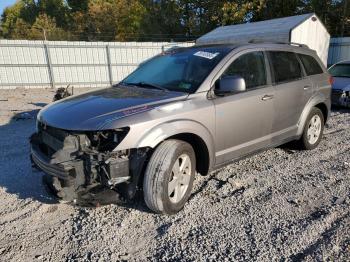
30 122 149 206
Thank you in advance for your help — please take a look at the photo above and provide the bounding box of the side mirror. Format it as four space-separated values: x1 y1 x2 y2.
214 75 246 96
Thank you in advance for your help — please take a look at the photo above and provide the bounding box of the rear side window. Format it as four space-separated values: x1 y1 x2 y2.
269 51 302 84
223 51 267 89
298 54 324 75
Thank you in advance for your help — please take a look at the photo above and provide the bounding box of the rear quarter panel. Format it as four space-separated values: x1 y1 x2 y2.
297 72 331 135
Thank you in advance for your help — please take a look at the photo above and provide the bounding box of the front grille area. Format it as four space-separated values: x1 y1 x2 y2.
37 121 69 141
41 131 65 152
37 122 66 156
31 123 134 202
31 143 74 180
36 123 82 158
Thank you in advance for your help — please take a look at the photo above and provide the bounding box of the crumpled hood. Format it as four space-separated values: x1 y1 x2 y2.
38 86 188 130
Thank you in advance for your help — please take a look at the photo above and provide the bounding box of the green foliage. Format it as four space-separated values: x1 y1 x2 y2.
66 0 89 12
0 0 349 41
70 0 146 41
0 1 25 38
29 14 71 40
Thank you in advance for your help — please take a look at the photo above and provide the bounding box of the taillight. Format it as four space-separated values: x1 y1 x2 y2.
328 76 334 85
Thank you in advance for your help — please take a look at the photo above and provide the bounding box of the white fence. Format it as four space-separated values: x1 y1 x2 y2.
328 37 350 66
0 40 193 89
1 38 344 88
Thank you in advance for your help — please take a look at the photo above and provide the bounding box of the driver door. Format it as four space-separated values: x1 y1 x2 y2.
213 51 275 165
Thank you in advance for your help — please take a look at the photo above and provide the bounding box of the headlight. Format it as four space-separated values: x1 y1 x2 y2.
87 127 130 152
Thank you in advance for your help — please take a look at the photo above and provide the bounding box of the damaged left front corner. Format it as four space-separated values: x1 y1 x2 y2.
30 124 149 205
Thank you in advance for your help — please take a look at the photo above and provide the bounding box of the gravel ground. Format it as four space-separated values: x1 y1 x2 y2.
0 88 349 261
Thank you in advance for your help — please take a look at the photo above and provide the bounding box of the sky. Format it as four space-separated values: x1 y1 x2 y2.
0 0 17 15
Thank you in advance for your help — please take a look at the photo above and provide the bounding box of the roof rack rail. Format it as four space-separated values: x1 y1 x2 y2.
161 41 195 52
248 39 309 48
288 42 309 48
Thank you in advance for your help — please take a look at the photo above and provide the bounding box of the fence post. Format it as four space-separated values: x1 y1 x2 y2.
106 45 113 86
44 43 55 88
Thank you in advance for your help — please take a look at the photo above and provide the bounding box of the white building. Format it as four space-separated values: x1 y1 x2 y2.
196 13 330 66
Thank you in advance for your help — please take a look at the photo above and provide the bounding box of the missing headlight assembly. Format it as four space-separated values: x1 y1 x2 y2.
30 124 149 206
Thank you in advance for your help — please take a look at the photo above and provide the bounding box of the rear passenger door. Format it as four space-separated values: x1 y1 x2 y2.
268 51 312 141
298 53 326 95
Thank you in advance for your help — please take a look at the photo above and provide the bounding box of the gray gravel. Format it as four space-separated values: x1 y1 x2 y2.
0 88 349 261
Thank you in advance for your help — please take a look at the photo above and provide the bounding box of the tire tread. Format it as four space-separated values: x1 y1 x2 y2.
143 140 181 213
143 139 195 214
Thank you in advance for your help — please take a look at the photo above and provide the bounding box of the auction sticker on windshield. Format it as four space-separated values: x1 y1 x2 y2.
194 51 220 60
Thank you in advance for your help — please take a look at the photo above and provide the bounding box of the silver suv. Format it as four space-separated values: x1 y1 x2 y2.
30 43 331 214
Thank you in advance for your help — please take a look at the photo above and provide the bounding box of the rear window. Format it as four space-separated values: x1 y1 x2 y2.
299 54 324 75
329 64 350 78
269 51 302 84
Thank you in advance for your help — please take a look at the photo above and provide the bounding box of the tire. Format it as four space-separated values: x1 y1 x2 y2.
298 107 324 150
143 139 196 214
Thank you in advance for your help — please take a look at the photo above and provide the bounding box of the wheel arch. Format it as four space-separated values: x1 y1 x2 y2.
166 133 211 176
297 94 330 136
314 102 329 123
135 120 215 175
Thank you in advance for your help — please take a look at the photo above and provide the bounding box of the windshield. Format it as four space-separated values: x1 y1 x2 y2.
329 64 350 78
122 46 232 93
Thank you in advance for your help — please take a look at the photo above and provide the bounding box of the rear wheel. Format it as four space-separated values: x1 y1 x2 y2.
299 107 324 150
143 139 196 214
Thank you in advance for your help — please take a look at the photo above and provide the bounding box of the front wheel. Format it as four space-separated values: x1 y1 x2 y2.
143 139 196 214
298 107 324 150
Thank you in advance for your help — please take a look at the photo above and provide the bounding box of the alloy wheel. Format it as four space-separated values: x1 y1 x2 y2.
307 115 322 145
168 154 192 203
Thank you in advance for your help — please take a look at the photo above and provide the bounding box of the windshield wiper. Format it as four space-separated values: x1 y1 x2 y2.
121 81 168 91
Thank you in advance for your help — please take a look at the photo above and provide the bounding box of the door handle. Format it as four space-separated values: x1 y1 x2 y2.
262 95 274 101
304 85 311 90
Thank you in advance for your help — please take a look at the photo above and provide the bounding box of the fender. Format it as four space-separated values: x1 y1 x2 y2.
117 119 216 171
297 92 330 136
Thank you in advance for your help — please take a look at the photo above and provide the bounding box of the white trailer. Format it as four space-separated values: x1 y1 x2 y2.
196 13 330 66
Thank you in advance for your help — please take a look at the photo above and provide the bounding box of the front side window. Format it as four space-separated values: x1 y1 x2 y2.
122 47 231 93
222 51 267 89
329 63 350 78
299 54 324 75
269 51 302 84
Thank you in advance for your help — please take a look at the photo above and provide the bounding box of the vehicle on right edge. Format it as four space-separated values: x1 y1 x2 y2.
328 61 350 107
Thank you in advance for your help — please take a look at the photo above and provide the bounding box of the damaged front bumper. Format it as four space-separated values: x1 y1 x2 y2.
332 89 350 108
30 125 148 206
31 142 76 181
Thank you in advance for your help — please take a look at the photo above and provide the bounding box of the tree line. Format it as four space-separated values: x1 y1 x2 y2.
0 0 349 42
